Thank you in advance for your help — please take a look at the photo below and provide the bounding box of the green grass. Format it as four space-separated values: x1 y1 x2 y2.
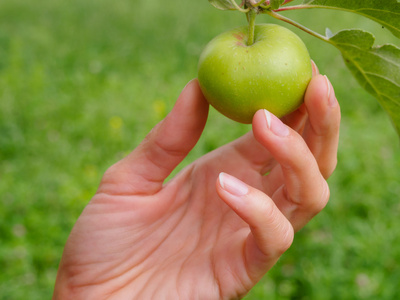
1 0 399 298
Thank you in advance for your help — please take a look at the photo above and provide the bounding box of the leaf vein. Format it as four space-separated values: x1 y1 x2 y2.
332 42 400 68
364 72 400 90
341 54 389 106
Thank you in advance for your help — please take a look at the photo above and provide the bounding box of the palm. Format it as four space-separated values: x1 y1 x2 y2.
61 137 272 299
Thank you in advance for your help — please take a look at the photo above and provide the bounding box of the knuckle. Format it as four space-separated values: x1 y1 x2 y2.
277 223 294 255
311 107 341 138
257 197 294 255
101 162 121 183
312 179 330 214
321 156 338 179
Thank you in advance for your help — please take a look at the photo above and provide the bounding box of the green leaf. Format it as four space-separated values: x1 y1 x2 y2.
208 0 236 10
270 0 285 10
302 0 400 38
328 29 400 135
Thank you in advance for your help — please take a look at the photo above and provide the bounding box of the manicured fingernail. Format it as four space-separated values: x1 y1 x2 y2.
219 172 248 196
324 75 337 107
264 109 290 137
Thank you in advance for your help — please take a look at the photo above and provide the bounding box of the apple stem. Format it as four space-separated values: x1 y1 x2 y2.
247 8 258 46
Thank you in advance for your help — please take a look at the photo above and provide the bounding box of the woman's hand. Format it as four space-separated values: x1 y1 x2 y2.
53 71 340 299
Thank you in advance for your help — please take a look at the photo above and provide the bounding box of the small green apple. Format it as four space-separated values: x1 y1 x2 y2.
198 24 312 123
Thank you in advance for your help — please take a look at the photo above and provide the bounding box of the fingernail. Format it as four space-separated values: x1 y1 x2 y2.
219 173 248 196
323 75 337 107
311 59 319 76
264 109 290 137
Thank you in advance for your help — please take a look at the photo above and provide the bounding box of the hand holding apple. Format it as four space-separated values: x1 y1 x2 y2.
53 75 341 299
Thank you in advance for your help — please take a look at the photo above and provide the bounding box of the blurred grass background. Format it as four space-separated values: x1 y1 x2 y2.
1 0 399 299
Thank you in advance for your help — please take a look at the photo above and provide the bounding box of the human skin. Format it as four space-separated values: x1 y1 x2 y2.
53 69 340 299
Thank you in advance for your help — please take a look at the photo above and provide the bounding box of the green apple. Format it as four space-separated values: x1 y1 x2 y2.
198 24 312 123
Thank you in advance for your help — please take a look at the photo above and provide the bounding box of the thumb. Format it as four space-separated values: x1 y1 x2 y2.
102 79 209 195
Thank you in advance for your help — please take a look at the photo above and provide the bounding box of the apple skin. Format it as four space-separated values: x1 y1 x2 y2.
198 24 312 123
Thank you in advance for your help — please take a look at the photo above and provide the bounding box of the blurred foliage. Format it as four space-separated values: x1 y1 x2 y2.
0 0 399 299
